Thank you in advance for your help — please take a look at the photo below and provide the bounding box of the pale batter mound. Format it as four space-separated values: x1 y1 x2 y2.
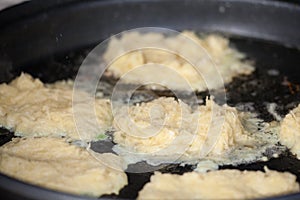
138 169 299 200
280 104 300 158
0 137 127 197
103 31 254 91
113 97 193 153
0 73 112 141
112 97 279 166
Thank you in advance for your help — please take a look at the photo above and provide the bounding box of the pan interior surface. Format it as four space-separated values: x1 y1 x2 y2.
0 0 300 200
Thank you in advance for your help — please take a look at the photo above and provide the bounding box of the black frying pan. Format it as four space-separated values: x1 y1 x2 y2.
0 0 300 199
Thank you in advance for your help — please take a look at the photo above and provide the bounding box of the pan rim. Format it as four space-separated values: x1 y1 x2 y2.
0 0 300 199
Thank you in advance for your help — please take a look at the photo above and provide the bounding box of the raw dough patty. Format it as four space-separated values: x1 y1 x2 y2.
112 97 279 166
138 169 299 200
0 73 112 141
104 31 254 91
280 104 300 158
0 137 127 197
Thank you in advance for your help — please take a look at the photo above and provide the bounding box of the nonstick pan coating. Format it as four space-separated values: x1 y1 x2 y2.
0 0 300 200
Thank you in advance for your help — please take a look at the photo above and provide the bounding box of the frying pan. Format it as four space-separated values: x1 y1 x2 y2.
0 0 300 199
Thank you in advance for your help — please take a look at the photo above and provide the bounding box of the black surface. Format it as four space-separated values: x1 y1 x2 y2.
0 0 300 200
